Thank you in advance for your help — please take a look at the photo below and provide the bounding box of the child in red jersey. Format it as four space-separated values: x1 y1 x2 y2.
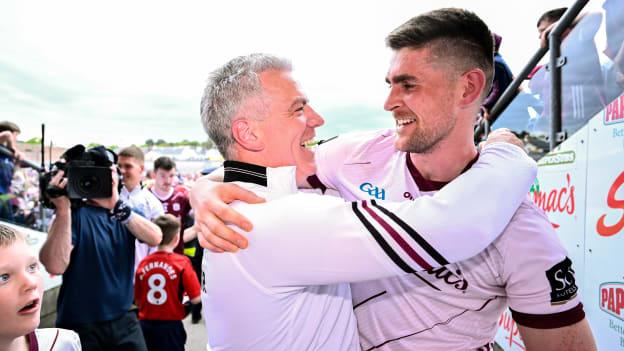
0 224 81 351
134 215 201 351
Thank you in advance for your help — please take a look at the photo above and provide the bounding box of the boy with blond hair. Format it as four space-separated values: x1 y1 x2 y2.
134 215 201 351
0 224 80 350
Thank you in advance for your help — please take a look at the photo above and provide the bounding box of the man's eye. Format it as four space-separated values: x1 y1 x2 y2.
0 274 9 284
402 84 416 90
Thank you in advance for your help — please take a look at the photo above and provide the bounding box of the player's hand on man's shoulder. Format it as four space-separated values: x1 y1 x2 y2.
482 128 525 150
190 177 265 253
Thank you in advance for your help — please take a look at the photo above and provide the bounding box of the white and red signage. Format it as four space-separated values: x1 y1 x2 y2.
496 92 624 349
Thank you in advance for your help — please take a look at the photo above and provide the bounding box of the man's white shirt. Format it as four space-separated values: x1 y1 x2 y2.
201 145 536 351
119 185 164 270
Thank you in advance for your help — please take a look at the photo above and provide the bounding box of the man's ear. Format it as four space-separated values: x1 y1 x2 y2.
459 68 487 107
231 118 264 152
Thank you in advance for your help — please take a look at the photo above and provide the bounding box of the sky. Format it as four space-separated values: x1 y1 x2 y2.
2 0 572 149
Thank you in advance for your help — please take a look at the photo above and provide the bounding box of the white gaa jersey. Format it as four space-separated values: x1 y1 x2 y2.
313 129 584 351
120 185 165 270
202 150 536 351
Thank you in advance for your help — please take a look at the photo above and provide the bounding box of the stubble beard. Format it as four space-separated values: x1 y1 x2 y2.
400 114 456 154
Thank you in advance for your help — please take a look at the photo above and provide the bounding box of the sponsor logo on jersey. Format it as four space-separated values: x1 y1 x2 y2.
605 94 624 125
359 182 386 200
600 282 624 321
545 257 578 305
537 151 576 167
596 171 624 237
423 266 468 291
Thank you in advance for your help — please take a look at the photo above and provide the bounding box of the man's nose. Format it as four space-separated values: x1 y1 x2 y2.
306 107 325 127
384 86 401 112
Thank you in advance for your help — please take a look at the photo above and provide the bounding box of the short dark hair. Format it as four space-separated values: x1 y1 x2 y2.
154 156 176 172
385 8 494 96
0 121 21 134
154 214 181 246
118 145 144 163
537 8 567 27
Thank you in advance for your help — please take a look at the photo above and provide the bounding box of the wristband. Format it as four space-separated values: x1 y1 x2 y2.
110 200 132 223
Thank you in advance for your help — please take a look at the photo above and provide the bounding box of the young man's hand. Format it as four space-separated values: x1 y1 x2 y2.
483 128 525 150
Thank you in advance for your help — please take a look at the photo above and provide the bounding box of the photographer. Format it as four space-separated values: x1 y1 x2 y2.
39 148 162 351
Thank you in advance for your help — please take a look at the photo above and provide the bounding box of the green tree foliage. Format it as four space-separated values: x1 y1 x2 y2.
24 137 42 145
141 138 214 149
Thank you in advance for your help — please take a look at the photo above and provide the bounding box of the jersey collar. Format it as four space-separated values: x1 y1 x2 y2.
406 153 479 191
224 160 267 186
223 160 298 199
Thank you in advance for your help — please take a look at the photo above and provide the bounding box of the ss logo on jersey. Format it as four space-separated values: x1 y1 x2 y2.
545 257 578 305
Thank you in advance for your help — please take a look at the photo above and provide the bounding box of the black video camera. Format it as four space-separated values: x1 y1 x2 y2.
40 144 118 209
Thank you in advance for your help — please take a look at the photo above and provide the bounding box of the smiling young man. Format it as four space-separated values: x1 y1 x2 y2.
193 9 596 351
196 53 537 350
118 146 165 269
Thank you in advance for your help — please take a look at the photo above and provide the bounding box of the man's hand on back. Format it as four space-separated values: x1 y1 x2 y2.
483 128 525 150
190 177 265 253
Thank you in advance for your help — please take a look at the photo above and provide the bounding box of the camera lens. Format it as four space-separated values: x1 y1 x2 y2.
79 175 99 191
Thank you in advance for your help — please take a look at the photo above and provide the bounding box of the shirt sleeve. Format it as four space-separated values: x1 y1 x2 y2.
59 328 83 351
182 257 201 300
499 201 585 329
146 191 165 220
235 142 537 288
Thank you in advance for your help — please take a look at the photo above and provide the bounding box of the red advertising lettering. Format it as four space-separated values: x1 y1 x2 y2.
532 174 575 229
498 311 525 350
596 171 624 237
599 283 624 320
605 95 624 124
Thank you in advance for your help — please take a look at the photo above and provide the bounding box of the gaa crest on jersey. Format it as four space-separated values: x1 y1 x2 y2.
173 203 181 212
359 182 386 200
545 257 578 305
